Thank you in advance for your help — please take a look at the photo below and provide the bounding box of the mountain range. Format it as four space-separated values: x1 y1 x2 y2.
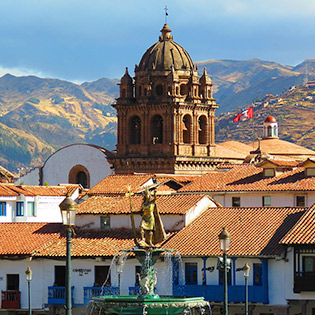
1 58 315 172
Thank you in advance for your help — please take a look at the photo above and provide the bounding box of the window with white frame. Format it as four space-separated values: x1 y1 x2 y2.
16 202 24 216
0 202 6 216
27 202 36 216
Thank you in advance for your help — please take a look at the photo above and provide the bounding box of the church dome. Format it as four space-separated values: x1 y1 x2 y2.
137 24 194 72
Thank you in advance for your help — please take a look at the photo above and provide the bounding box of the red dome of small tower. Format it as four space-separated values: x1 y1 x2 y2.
265 116 277 123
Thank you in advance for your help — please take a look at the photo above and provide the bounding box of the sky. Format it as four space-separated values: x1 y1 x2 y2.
1 0 315 82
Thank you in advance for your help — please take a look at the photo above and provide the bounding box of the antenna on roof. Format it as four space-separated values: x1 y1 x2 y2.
164 5 168 24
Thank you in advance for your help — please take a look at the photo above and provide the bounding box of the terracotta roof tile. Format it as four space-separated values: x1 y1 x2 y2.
36 228 136 257
281 204 315 245
180 164 315 192
250 138 315 156
0 184 19 196
7 185 74 196
88 174 154 195
0 223 63 256
78 194 208 215
163 206 306 257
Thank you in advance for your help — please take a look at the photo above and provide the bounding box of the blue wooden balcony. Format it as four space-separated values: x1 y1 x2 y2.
173 285 268 304
84 286 119 304
48 286 74 305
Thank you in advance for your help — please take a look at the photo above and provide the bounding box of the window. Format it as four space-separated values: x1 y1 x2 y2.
219 269 231 285
182 115 192 144
253 263 262 286
151 115 163 144
100 216 110 230
129 116 141 144
7 274 19 290
262 196 271 207
267 126 272 137
16 202 24 216
54 266 65 286
303 256 315 273
232 197 240 207
264 168 275 177
0 202 6 216
95 266 110 287
306 168 315 177
77 171 88 188
185 263 197 285
198 116 207 144
27 202 35 216
296 196 305 207
156 85 163 96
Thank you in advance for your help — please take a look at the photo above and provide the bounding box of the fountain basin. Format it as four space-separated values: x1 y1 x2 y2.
89 295 209 315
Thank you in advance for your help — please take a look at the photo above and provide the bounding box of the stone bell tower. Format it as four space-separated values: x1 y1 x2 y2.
108 24 220 174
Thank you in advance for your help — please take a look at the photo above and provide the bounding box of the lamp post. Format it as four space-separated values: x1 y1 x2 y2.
243 263 250 315
218 227 231 315
25 266 32 315
59 193 77 315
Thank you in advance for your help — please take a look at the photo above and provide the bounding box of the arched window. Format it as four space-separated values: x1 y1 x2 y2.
207 89 211 98
138 86 142 97
183 114 192 144
267 126 272 137
151 115 163 144
129 116 141 144
122 89 126 98
77 171 88 188
273 125 277 137
198 115 207 144
68 165 90 188
175 86 179 95
156 85 163 96
180 84 187 96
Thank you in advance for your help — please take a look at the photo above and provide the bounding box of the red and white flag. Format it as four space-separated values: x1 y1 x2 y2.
233 107 254 123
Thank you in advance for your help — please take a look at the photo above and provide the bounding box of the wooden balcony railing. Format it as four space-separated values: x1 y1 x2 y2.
1 290 21 309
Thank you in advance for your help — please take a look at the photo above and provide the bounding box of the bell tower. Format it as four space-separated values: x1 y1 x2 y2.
108 25 220 174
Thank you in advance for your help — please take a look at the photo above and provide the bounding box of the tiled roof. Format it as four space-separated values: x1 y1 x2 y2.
281 204 315 245
216 141 253 159
163 206 306 257
258 159 300 168
9 185 75 196
250 138 315 156
36 228 136 257
180 164 315 192
0 223 63 256
0 184 19 196
78 194 209 215
0 222 135 257
88 174 154 195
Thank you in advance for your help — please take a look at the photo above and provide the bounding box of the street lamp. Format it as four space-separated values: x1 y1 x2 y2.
243 263 250 315
218 227 231 315
59 193 77 315
25 266 32 315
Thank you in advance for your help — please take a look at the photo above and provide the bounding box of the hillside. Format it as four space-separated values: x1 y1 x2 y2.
196 58 315 113
0 74 118 171
215 83 315 151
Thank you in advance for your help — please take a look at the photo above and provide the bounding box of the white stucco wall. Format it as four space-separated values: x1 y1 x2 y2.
17 168 40 186
76 214 185 232
41 144 112 188
212 191 315 208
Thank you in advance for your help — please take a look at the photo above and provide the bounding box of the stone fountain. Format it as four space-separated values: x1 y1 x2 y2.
86 186 211 315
